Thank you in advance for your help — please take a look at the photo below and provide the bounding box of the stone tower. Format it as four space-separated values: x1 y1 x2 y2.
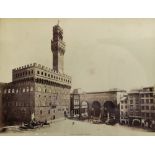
51 23 65 73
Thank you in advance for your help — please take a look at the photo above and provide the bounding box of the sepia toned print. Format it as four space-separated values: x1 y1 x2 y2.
0 19 155 135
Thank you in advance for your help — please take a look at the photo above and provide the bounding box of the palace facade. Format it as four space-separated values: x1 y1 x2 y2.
1 23 72 124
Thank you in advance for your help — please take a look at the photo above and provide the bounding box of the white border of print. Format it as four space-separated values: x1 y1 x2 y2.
0 1 155 155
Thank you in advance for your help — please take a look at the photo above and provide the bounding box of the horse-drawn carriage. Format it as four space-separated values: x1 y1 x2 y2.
19 120 50 130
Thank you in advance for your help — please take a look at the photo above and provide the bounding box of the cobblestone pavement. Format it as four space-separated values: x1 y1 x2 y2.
1 119 155 136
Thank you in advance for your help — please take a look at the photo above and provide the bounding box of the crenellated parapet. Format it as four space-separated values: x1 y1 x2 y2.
12 63 72 87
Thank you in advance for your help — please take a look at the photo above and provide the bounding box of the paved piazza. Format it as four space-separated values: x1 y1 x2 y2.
0 119 155 136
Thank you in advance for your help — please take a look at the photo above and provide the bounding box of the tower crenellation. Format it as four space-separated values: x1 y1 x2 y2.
51 23 65 73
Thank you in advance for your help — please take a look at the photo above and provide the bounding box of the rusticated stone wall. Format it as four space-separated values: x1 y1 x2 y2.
2 81 35 123
34 82 70 122
2 79 71 124
0 83 5 126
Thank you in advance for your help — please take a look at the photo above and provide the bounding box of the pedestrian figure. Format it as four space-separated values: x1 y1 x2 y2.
72 121 75 125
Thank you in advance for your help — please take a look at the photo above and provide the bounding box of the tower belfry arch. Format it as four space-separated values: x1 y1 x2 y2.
51 23 65 73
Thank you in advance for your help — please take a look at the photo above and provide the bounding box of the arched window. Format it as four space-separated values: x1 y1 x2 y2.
26 87 29 92
12 89 15 93
30 86 34 92
23 88 25 93
4 89 7 94
16 89 19 93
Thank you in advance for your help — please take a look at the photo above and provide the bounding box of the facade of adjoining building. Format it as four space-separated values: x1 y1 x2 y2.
140 86 155 127
2 24 72 124
119 94 128 125
128 89 141 126
70 89 88 118
70 88 126 122
120 86 155 127
0 83 5 126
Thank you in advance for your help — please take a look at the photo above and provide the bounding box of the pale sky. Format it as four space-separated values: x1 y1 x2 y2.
0 19 155 91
